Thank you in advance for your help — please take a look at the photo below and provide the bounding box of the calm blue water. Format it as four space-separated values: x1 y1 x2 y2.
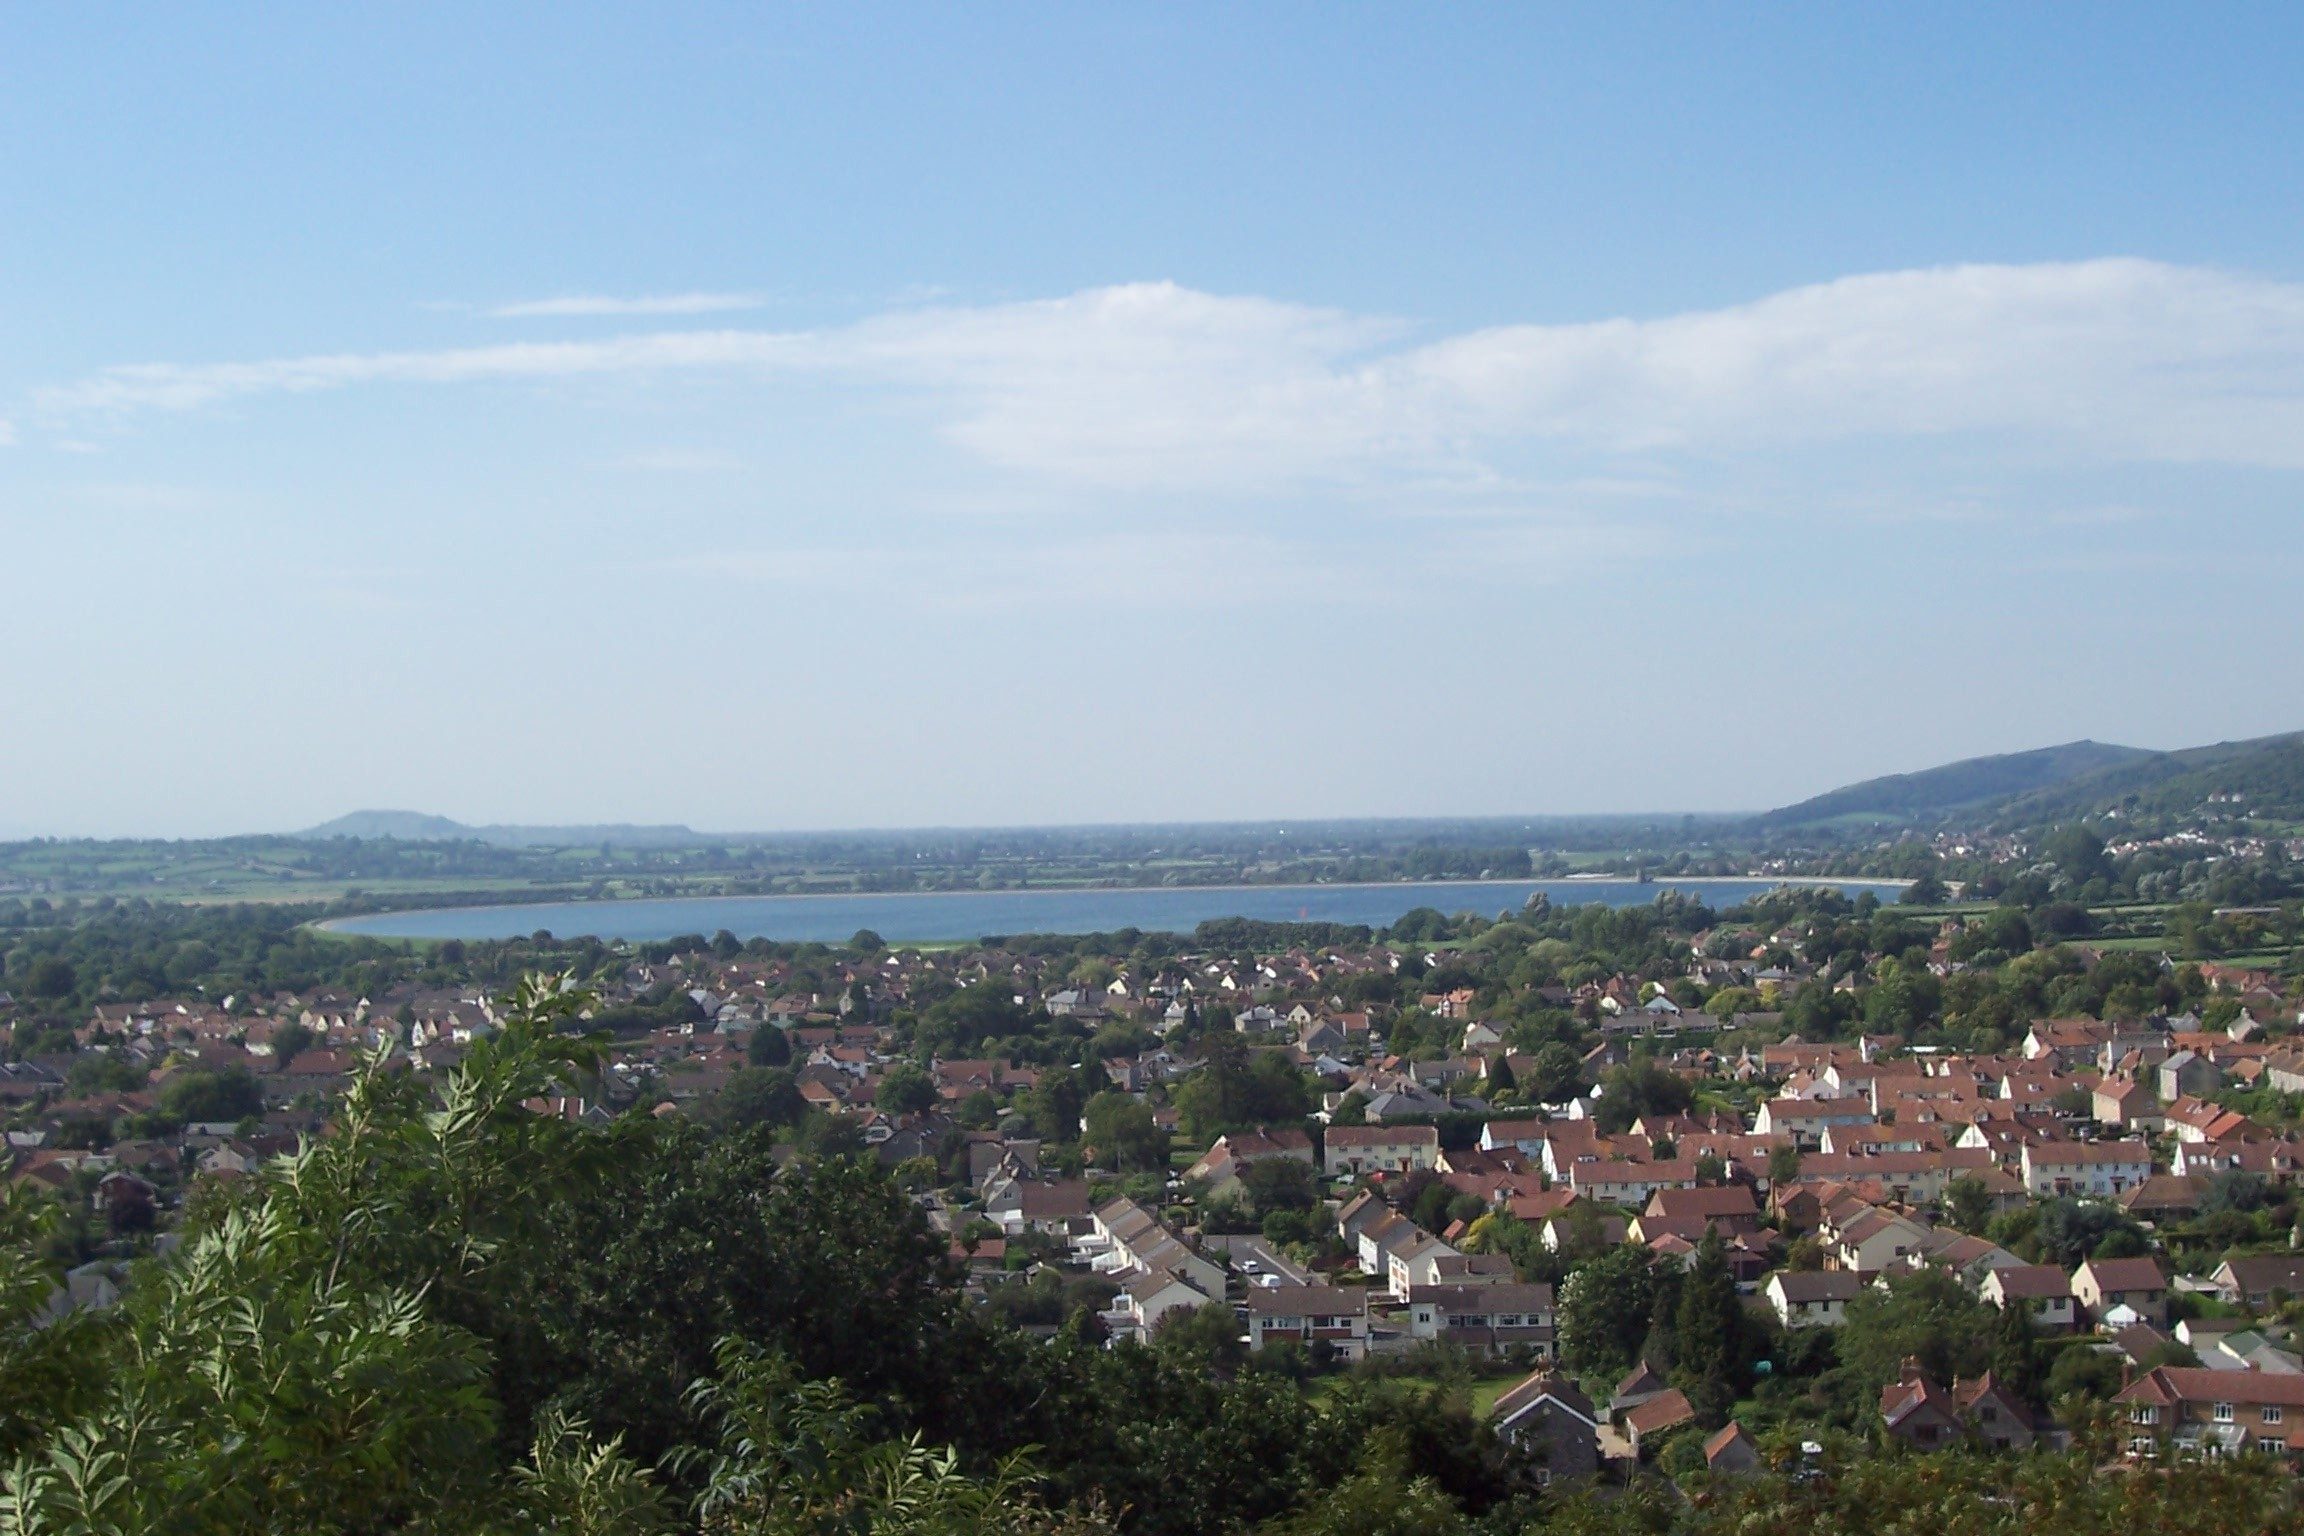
324 877 1907 944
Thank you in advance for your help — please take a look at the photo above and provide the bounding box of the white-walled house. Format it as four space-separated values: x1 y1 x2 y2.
2019 1140 2151 1198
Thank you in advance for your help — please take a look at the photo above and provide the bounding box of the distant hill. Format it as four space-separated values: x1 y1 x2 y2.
306 811 477 841
1762 732 2304 831
1759 741 2156 828
1993 731 2304 827
304 811 703 848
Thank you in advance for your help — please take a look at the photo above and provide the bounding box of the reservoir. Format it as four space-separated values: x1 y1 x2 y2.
323 876 1909 945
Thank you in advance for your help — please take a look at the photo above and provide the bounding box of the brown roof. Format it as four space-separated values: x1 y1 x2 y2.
2078 1256 2168 1292
1990 1264 2074 1300
1489 1371 1597 1427
1702 1422 1757 1464
1769 1270 1862 1302
1245 1284 1366 1317
1646 1184 1759 1220
2120 1365 2304 1408
1326 1125 1440 1147
1623 1389 1695 1437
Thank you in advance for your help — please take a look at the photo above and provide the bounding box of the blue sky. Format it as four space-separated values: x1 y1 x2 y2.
5 6 2303 836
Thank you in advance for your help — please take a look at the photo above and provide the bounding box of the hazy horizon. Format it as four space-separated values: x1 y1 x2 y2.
7 9 2302 838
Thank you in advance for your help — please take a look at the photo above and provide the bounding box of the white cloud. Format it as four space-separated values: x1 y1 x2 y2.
37 260 2304 486
488 291 765 318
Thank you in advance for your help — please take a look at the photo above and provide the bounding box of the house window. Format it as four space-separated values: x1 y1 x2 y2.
2215 1403 2235 1424
2131 1407 2159 1425
2267 1407 2285 1426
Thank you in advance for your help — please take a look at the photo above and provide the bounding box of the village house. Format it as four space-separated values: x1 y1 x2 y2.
2118 1365 2304 1458
2212 1254 2304 1313
1244 1284 1369 1361
1323 1124 1441 1178
2018 1139 2151 1198
1880 1364 1966 1449
2072 1255 2171 1328
1766 1269 1862 1329
1386 1228 1464 1297
1641 1183 1762 1237
1488 1373 1600 1486
985 1177 1092 1236
1184 1126 1315 1196
1824 1206 1934 1275
1105 1269 1216 1346
1404 1282 1556 1358
2158 1049 2227 1102
1980 1264 2077 1333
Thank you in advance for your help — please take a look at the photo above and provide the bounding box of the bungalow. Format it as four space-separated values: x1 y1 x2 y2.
1245 1284 1369 1361
1489 1372 1601 1486
2073 1255 2170 1328
1324 1125 1441 1179
2019 1140 2151 1198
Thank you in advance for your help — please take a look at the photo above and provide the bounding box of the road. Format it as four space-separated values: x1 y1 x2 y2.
1202 1233 1314 1286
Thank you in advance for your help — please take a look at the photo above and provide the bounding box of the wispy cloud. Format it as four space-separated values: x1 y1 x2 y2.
488 291 765 319
37 260 2304 487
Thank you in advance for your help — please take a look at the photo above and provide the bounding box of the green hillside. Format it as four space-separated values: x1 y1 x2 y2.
1759 740 2154 827
1762 731 2304 832
1994 731 2304 828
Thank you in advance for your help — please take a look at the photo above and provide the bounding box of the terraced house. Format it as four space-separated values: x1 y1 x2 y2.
1404 1282 1557 1359
1244 1284 1370 1361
